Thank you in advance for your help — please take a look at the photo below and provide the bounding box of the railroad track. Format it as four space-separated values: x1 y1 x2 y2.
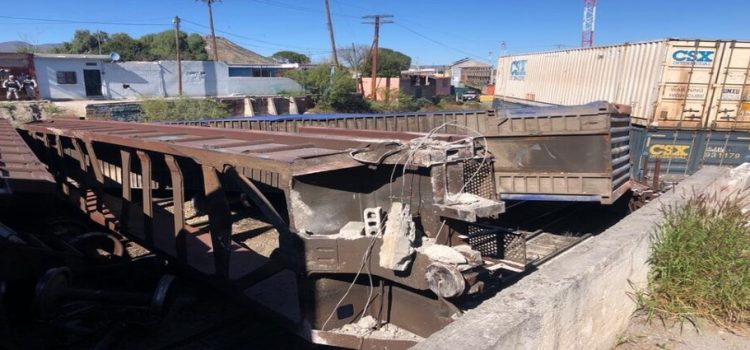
524 230 592 267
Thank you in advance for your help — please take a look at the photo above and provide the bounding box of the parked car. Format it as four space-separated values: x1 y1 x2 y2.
461 90 479 102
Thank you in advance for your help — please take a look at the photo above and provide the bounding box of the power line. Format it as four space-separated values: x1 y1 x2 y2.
334 0 376 12
0 15 170 27
181 19 331 52
180 25 331 55
247 0 360 18
331 0 363 43
336 1 492 50
394 23 489 63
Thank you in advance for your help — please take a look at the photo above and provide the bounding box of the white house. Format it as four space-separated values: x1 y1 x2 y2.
33 54 302 101
34 53 111 100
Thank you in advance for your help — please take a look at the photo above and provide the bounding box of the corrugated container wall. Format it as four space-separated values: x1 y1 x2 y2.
495 39 750 131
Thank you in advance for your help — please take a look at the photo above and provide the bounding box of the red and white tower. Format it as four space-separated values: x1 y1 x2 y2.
582 0 597 48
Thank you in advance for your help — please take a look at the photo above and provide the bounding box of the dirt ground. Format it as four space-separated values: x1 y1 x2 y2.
615 312 750 350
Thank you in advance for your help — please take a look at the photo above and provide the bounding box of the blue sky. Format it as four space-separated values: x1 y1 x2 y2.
1 0 748 65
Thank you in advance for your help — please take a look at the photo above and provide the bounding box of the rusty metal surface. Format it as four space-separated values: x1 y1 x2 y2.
0 119 54 195
163 101 632 204
20 119 514 348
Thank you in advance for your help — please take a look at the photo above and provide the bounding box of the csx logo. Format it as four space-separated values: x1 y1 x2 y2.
649 144 690 158
672 50 714 64
510 60 527 80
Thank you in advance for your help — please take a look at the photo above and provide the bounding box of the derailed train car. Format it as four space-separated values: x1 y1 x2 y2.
20 119 516 348
166 101 632 204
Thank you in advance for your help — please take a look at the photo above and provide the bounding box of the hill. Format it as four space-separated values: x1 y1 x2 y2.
205 36 275 65
0 41 60 53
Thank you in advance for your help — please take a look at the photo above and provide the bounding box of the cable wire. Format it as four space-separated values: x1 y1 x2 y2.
393 22 489 63
0 15 170 27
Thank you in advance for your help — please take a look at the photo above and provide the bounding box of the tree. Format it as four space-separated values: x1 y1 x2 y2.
361 48 411 77
186 34 210 61
53 30 109 55
285 65 368 112
338 44 369 74
272 51 311 64
104 33 143 61
53 29 208 61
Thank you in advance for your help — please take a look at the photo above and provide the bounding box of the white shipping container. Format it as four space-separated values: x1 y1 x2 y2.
495 39 750 130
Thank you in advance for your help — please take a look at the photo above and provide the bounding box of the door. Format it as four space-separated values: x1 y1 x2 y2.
83 69 102 97
706 42 750 130
653 40 722 129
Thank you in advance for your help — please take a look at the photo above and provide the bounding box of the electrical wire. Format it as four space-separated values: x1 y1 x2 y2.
181 18 332 53
320 231 379 331
393 22 490 63
0 15 170 27
246 0 361 19
321 124 490 332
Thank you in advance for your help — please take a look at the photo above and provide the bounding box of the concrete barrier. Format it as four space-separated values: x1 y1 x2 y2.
415 166 731 350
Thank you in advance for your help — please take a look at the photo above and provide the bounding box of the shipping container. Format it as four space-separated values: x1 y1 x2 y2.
630 126 750 181
164 102 632 204
495 39 750 131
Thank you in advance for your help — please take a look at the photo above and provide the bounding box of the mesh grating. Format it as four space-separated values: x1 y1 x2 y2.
467 225 526 264
463 159 494 199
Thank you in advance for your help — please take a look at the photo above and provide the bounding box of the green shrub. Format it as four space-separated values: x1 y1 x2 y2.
369 91 420 112
637 194 750 328
285 65 370 113
277 89 307 97
139 97 228 122
42 103 65 116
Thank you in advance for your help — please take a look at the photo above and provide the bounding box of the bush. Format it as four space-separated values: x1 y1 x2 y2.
42 103 65 117
636 195 750 328
277 89 307 97
139 97 228 122
285 65 370 113
369 91 421 113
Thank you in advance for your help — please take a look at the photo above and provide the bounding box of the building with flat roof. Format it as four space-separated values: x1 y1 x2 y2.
32 53 301 100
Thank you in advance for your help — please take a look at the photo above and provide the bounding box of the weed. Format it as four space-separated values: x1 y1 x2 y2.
139 97 229 122
277 89 307 97
42 103 65 116
635 194 750 330
0 103 16 112
614 334 631 346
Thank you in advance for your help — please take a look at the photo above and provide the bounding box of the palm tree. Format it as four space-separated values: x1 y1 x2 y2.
198 0 220 61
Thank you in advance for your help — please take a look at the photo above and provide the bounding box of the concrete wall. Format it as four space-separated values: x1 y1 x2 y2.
103 61 166 99
103 61 301 99
35 58 301 100
360 77 400 100
35 56 104 100
414 166 732 350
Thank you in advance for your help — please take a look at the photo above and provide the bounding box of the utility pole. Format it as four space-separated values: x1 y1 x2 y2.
203 0 220 61
323 0 339 66
362 15 393 101
173 16 183 96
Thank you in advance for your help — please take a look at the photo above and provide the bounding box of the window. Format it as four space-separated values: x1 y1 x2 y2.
56 71 77 84
228 67 252 77
228 67 280 78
